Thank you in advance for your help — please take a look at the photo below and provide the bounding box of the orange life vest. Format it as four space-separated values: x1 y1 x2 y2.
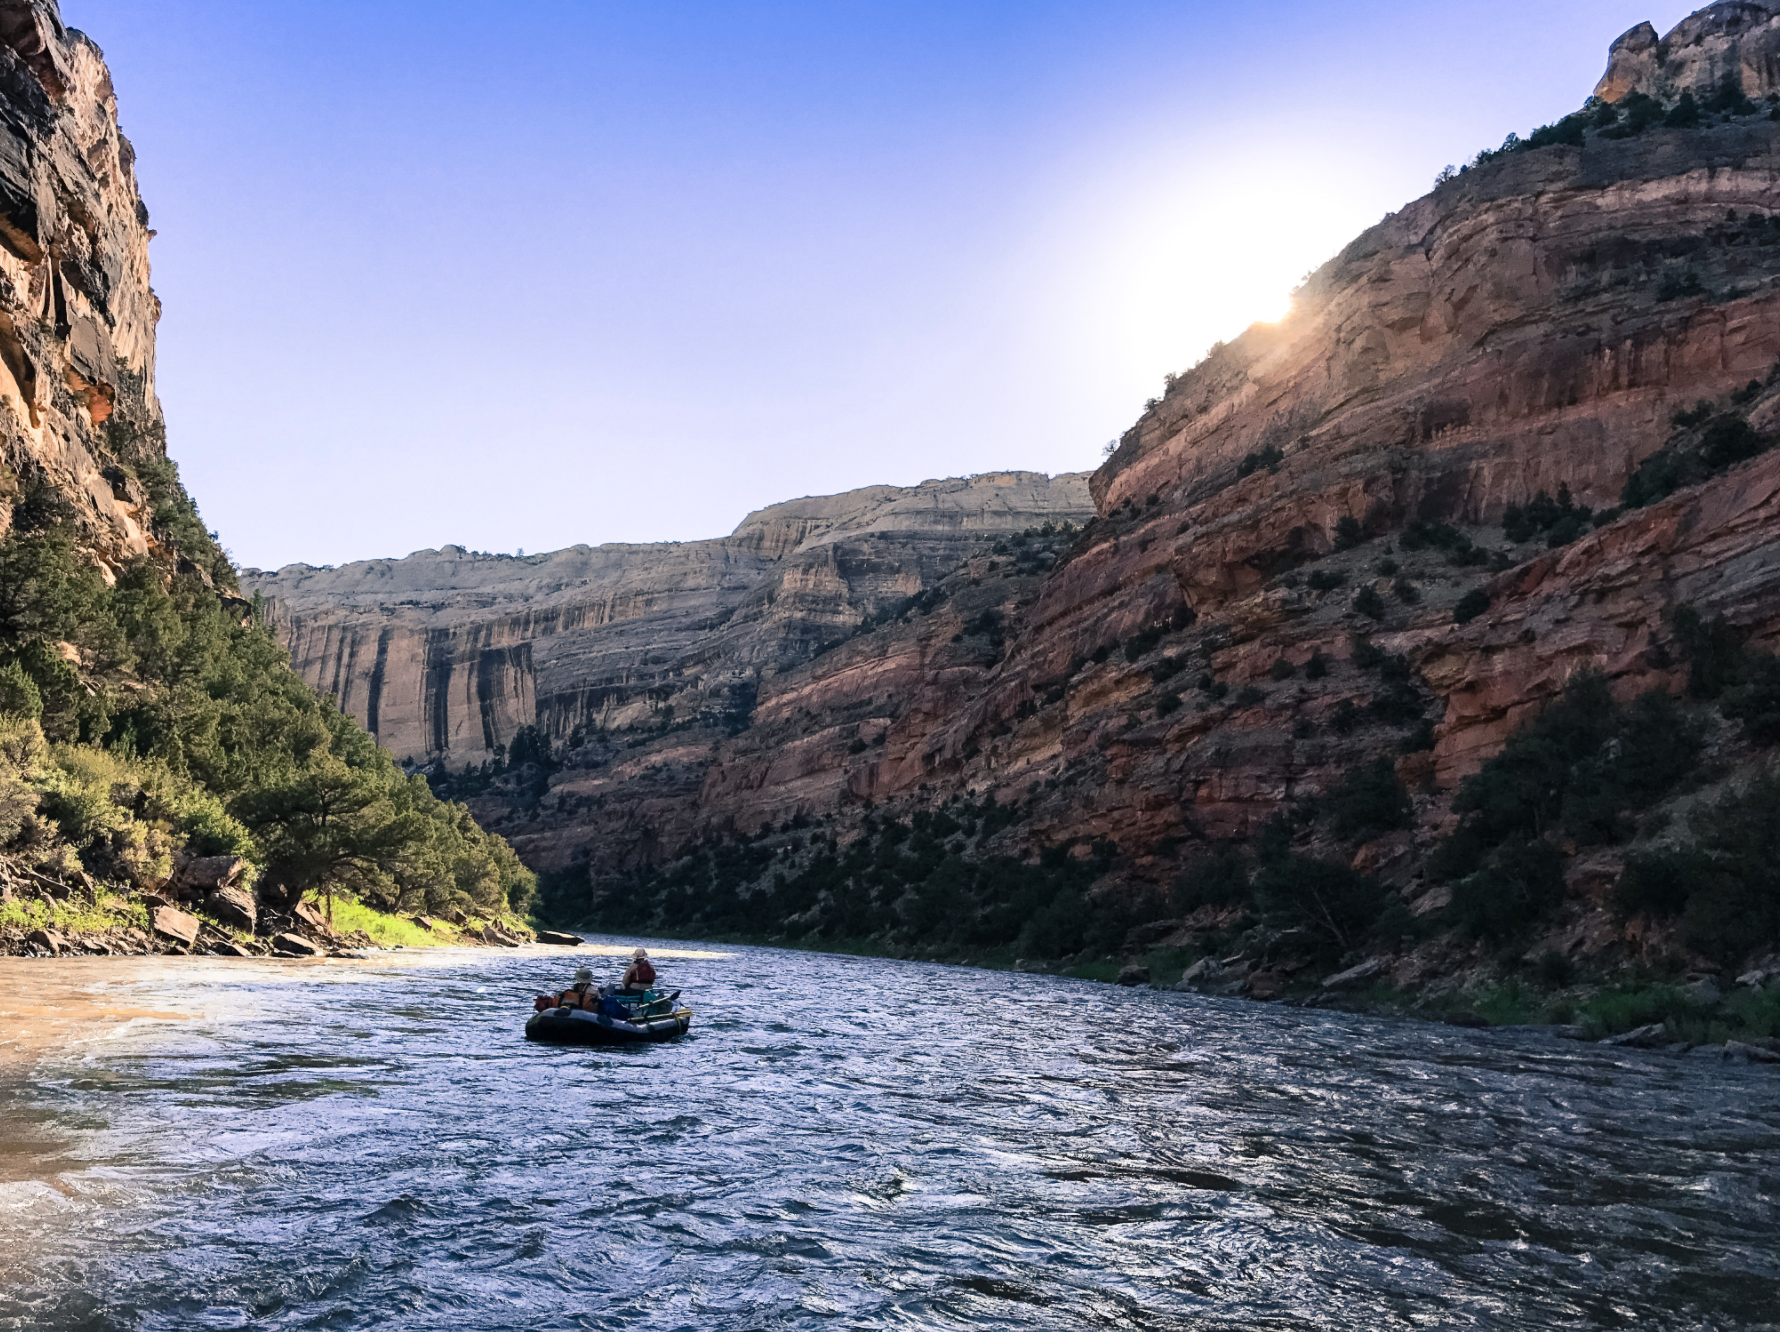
555 984 596 1010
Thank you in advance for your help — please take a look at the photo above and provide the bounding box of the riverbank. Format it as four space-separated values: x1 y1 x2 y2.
0 881 541 961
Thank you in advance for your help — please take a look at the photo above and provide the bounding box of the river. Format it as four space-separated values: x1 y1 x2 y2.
0 942 1775 1330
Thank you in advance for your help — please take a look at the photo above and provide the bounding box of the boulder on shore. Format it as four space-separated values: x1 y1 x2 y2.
292 901 332 935
1723 1040 1780 1064
1322 958 1385 991
170 854 247 902
1173 955 1253 996
1246 971 1284 1000
150 905 200 948
271 932 323 957
1115 964 1150 987
536 930 584 947
26 927 67 955
1600 1022 1668 1049
205 884 256 932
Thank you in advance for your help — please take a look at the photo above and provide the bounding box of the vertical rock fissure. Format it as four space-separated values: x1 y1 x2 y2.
424 627 455 758
365 626 391 738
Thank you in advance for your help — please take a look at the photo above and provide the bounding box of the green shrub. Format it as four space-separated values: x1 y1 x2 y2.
1269 657 1296 681
1392 578 1419 604
1155 692 1182 718
1150 656 1186 685
1234 684 1266 708
1401 520 1481 561
1440 670 1696 855
1656 269 1704 302
1237 445 1284 478
1431 672 1699 925
1615 775 1780 964
1323 757 1412 843
1453 589 1491 624
1124 625 1165 662
1254 854 1388 954
1669 605 1751 699
1504 485 1592 544
0 659 41 718
1560 689 1698 845
1307 570 1345 593
0 511 538 916
1353 586 1386 620
1173 846 1250 913
1399 719 1436 754
1618 91 1663 135
1451 837 1566 940
1700 415 1766 468
1525 113 1586 149
1305 651 1328 680
1613 847 1707 919
1621 412 1768 509
1536 949 1578 987
1721 655 1780 742
1334 516 1364 550
1664 92 1700 128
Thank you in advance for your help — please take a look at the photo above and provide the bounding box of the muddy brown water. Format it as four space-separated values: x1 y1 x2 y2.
0 943 1775 1330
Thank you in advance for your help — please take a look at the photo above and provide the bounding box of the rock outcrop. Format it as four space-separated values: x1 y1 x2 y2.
1596 3 1780 104
0 0 171 571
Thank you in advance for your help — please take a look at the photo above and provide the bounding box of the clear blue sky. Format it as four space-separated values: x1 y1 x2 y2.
63 0 1694 571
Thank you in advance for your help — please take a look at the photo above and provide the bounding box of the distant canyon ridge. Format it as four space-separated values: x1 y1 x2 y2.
243 472 1092 858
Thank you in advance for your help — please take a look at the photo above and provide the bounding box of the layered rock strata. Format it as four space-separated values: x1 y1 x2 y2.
244 472 1092 770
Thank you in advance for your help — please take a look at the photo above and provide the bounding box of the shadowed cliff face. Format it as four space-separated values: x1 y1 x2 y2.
243 472 1093 771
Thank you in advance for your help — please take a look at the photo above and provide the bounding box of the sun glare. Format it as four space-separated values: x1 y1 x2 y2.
1021 127 1402 420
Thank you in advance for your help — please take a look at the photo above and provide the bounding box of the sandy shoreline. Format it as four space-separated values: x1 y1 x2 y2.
0 943 732 1072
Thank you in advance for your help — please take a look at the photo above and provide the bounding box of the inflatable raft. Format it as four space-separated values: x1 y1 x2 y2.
525 988 693 1046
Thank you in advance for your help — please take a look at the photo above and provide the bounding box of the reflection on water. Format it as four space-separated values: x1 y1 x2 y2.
1 944 1777 1329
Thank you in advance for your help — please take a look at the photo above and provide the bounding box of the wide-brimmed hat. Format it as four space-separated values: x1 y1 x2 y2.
573 966 593 982
632 948 648 959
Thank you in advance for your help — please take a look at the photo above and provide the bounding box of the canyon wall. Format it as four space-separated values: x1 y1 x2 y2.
0 0 180 573
256 3 1780 976
244 472 1093 772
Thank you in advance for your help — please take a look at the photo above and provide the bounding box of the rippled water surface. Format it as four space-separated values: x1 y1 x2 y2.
2 943 1778 1330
